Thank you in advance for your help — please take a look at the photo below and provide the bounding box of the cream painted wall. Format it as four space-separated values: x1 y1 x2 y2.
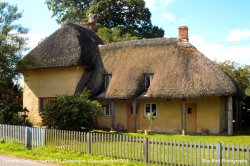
137 97 225 134
23 66 85 126
114 101 128 129
188 97 223 133
98 101 128 130
98 97 226 134
139 98 182 133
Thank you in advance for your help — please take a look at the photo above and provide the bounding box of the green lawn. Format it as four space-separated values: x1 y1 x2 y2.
93 129 250 145
0 141 147 166
125 132 250 145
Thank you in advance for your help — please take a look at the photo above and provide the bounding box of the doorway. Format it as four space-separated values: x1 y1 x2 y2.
127 103 140 131
186 103 197 133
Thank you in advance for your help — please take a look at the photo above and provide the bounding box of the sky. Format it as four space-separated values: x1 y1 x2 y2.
7 0 250 65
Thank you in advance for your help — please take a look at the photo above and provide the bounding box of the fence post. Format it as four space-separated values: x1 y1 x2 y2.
87 132 92 154
144 137 149 164
25 127 32 149
216 142 222 166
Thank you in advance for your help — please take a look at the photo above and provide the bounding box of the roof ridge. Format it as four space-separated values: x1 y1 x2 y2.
99 37 178 49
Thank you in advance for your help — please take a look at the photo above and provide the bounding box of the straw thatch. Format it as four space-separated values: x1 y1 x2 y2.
23 22 103 69
93 38 239 99
23 22 240 99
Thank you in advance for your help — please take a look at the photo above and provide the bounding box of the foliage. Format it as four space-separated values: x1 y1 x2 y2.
146 112 154 131
217 60 250 96
0 2 30 125
40 91 102 130
97 26 138 43
45 0 164 42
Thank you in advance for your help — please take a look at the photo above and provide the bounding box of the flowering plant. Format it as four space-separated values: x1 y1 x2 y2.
146 112 154 130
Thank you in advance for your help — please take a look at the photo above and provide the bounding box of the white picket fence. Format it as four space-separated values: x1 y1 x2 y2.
0 124 249 165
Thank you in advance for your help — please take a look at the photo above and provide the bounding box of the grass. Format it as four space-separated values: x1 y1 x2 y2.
0 141 147 166
1 128 250 166
125 132 250 145
93 129 250 145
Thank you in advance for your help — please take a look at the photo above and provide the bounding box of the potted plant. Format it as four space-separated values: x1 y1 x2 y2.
145 112 154 135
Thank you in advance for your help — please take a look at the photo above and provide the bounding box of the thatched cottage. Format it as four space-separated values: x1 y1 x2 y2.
23 22 242 135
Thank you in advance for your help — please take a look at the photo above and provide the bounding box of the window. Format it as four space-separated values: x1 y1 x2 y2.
188 107 192 114
103 103 112 116
144 104 157 117
39 97 56 111
145 74 154 89
104 74 112 89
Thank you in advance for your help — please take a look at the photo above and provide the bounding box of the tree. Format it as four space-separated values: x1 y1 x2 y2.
217 61 250 96
97 27 138 43
40 91 102 130
0 2 29 125
45 0 164 42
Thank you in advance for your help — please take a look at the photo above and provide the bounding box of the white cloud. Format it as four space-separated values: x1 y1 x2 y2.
162 12 176 22
226 29 250 42
144 0 155 11
25 33 46 50
145 0 173 11
190 34 250 65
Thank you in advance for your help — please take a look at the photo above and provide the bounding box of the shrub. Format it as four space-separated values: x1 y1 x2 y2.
40 91 102 131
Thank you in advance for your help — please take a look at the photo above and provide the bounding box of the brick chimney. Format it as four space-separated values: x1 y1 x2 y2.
178 26 188 42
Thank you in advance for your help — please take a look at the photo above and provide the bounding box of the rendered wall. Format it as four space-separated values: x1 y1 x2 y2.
188 97 221 133
23 66 85 126
138 97 224 134
98 101 127 130
139 98 182 133
98 97 225 133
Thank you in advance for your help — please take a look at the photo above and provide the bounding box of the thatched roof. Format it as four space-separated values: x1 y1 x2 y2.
91 38 239 99
23 22 240 99
23 22 103 69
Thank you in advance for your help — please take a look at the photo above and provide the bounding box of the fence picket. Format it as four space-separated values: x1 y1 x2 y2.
228 144 230 166
1 124 250 166
232 144 235 166
237 144 240 166
242 145 244 166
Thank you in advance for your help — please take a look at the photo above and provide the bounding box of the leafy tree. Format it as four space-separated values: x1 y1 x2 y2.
40 91 102 131
217 61 250 96
0 2 29 125
45 0 164 42
97 27 138 43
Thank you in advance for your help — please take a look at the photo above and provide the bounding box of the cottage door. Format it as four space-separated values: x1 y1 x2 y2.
186 103 197 133
127 103 140 132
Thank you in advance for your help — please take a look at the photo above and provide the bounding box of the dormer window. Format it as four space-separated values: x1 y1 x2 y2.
145 73 154 89
104 74 112 90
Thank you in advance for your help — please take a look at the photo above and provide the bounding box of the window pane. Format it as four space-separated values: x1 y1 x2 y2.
145 104 151 115
188 108 192 114
103 104 111 116
145 74 154 89
107 104 111 116
104 75 112 89
152 104 157 117
145 76 150 89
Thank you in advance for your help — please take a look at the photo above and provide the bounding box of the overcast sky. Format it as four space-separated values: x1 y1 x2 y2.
8 0 250 65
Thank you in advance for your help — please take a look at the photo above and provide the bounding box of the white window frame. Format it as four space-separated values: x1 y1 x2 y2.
144 103 157 118
145 74 154 89
104 74 112 90
103 103 112 116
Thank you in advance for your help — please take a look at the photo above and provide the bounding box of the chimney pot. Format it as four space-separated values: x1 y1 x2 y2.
178 26 188 42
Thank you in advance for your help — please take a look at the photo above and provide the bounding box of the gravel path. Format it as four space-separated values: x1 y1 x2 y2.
0 155 59 166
